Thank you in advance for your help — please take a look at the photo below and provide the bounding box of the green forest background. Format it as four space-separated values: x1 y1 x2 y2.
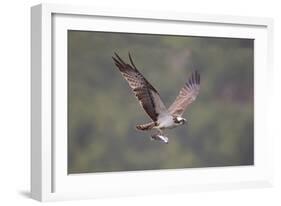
68 30 254 174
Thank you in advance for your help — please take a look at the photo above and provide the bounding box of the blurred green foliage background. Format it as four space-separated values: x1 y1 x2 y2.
68 30 254 174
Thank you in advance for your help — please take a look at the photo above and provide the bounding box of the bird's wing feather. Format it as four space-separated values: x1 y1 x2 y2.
113 53 168 122
168 71 200 116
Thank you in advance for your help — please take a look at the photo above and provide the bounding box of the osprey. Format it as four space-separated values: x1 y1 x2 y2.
113 53 200 144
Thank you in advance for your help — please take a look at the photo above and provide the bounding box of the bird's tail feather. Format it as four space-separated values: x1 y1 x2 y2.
136 122 155 131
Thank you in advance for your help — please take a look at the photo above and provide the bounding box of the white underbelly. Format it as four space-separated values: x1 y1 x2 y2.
156 115 176 129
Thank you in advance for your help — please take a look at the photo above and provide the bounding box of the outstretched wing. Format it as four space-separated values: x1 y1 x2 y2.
168 71 200 116
112 53 168 122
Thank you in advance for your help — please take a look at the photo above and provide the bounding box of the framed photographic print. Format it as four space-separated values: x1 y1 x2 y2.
31 3 274 201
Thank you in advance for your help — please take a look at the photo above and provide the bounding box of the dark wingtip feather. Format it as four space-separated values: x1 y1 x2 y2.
128 52 137 70
112 56 118 65
112 55 126 72
188 79 193 89
114 52 121 60
185 71 201 89
193 70 200 85
112 55 118 62
112 56 119 65
114 52 127 66
113 52 120 62
112 53 121 64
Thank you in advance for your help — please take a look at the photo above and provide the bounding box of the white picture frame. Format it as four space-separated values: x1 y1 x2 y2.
31 3 274 202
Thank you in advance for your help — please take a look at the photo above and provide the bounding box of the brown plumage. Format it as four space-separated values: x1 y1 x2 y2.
136 122 156 131
168 71 200 116
112 52 168 122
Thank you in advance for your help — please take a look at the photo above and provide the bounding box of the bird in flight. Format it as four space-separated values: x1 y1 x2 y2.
112 53 200 144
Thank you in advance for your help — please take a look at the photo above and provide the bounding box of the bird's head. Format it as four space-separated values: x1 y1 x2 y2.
174 116 187 125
